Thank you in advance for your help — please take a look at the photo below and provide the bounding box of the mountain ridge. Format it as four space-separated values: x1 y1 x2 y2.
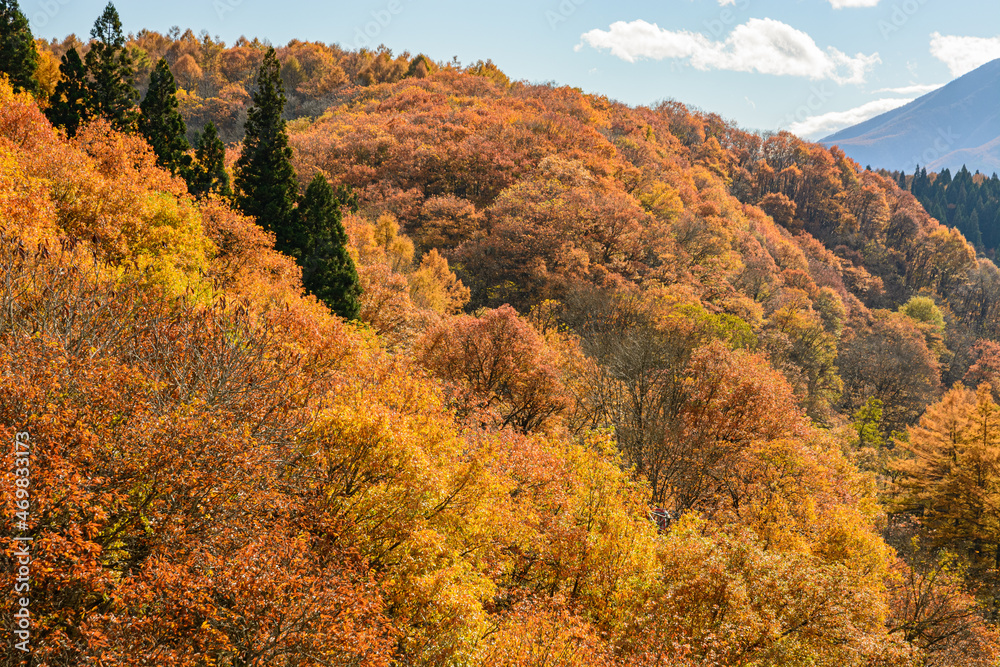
821 58 1000 174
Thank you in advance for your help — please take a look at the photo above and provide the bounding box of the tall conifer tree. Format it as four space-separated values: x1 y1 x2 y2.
294 174 362 320
45 47 88 136
234 47 297 237
139 58 190 174
0 0 38 95
85 2 137 130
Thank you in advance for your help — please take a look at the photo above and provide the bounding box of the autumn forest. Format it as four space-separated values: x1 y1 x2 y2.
4 2 1000 665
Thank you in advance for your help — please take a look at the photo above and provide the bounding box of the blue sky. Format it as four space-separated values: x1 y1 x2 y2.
26 0 1000 139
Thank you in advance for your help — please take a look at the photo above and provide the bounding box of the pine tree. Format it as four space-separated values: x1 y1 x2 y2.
912 166 928 198
0 0 38 95
293 174 362 320
234 47 297 236
967 209 983 250
952 204 967 232
187 122 231 199
930 191 948 224
45 47 88 136
139 58 190 174
85 2 137 130
991 208 1000 251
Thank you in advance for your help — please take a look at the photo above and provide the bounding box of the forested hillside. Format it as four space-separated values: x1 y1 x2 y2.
34 25 456 142
893 165 1000 258
6 4 1000 666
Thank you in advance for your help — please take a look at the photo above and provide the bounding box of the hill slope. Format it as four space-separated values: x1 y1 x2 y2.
8 35 1000 664
821 58 1000 174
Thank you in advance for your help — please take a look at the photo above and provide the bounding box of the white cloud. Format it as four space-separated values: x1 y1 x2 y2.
829 0 880 7
930 32 1000 77
872 83 943 95
576 18 879 84
787 97 912 138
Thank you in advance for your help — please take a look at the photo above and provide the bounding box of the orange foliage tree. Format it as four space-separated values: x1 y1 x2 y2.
415 305 568 433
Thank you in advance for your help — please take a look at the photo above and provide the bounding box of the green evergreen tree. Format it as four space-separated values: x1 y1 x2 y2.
991 208 1000 252
139 58 190 174
967 209 983 249
931 196 948 224
85 2 137 130
0 0 38 95
234 47 297 236
953 204 968 237
45 47 88 136
912 166 929 198
187 122 231 199
947 167 971 207
294 174 362 320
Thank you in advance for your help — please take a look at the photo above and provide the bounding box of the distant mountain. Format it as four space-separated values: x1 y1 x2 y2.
821 58 1000 175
